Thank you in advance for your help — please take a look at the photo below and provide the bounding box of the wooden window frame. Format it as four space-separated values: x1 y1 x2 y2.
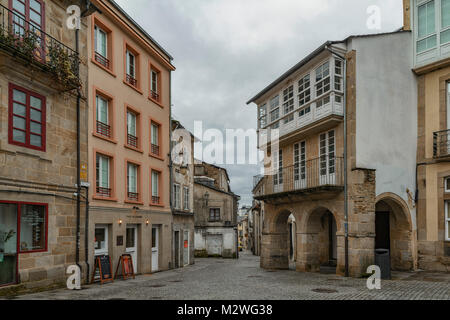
93 149 117 201
92 87 116 144
125 159 143 205
183 186 190 211
124 104 143 153
91 15 115 76
150 168 163 207
8 83 46 152
149 117 163 160
0 200 49 255
123 41 142 94
9 0 46 31
209 208 221 222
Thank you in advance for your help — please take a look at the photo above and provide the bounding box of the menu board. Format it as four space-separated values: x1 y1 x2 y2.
91 255 113 285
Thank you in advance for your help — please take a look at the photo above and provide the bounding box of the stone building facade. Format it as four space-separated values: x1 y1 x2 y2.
171 119 195 268
249 30 418 277
86 0 175 278
0 0 90 289
193 161 240 258
405 0 450 271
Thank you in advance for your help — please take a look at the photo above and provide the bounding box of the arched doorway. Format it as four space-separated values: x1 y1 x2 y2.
375 194 415 271
304 207 338 273
260 209 293 270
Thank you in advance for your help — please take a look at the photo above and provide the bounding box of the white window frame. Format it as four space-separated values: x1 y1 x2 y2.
96 95 109 125
151 170 160 198
283 85 294 115
151 69 158 94
298 74 311 107
183 186 190 210
315 61 331 98
127 111 137 136
270 95 280 110
258 103 267 128
126 50 136 78
94 25 108 58
127 163 138 194
94 225 109 256
174 184 181 209
97 154 110 189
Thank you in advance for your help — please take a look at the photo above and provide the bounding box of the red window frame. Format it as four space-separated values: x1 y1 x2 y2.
0 200 49 255
9 0 46 30
8 83 46 151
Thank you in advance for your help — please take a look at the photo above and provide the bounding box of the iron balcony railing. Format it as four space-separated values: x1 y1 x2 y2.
127 134 138 148
126 73 137 87
0 4 79 88
151 196 160 204
258 156 344 197
127 192 139 201
150 90 160 101
95 51 110 69
96 121 111 138
96 187 111 198
151 143 160 156
433 129 450 158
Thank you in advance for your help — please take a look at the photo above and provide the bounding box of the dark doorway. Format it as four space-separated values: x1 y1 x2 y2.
289 223 294 259
375 212 390 250
174 231 180 269
328 212 337 265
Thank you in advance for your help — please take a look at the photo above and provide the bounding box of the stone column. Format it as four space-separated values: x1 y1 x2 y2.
260 232 289 270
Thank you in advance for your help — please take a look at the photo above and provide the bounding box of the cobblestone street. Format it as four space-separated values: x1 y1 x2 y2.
4 252 449 300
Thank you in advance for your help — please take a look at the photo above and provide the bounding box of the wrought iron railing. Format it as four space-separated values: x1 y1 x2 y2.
152 196 160 204
95 51 110 69
96 121 111 137
151 143 160 156
257 156 344 197
126 73 137 87
96 187 111 198
0 4 79 89
127 134 138 148
433 129 450 158
150 90 160 101
127 192 139 201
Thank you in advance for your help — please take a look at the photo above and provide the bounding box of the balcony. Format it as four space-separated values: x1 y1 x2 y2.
95 51 110 69
152 196 160 204
433 129 450 158
150 90 160 102
96 187 112 198
254 156 344 203
151 143 160 156
0 4 80 91
259 93 343 148
126 74 137 87
127 192 139 202
127 134 138 148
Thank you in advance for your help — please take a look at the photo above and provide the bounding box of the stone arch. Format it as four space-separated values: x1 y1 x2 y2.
260 208 296 270
299 206 341 273
375 192 416 271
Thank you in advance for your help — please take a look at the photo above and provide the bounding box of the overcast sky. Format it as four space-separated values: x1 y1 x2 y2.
115 0 404 207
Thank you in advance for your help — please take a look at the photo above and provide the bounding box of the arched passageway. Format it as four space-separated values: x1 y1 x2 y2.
375 194 415 271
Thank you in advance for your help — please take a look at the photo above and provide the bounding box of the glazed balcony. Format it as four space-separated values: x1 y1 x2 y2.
0 4 80 91
254 156 344 203
433 129 450 159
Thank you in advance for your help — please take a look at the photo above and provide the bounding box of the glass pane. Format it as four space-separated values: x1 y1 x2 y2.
427 1 435 35
30 0 41 13
96 96 108 124
30 122 42 134
13 116 26 130
441 29 450 44
13 129 26 143
152 172 159 196
128 164 137 193
126 228 135 248
20 204 45 252
13 103 26 117
30 11 41 26
443 0 450 28
100 156 109 188
0 203 18 286
12 0 25 14
30 109 41 122
30 134 42 147
30 96 42 110
13 89 26 104
95 228 106 250
127 112 136 135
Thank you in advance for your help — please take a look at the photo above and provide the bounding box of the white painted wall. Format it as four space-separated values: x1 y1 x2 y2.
349 32 418 228
194 228 236 256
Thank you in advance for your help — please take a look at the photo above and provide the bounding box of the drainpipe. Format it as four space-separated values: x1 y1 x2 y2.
326 45 349 277
169 71 174 269
75 27 82 273
83 186 90 282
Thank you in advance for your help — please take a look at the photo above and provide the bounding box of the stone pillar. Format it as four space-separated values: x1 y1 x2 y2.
260 232 289 270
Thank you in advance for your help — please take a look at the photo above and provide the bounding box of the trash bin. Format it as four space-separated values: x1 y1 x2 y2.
375 249 391 280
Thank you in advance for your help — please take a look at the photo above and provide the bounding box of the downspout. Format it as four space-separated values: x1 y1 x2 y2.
75 27 82 273
169 70 174 269
83 186 89 282
325 45 349 277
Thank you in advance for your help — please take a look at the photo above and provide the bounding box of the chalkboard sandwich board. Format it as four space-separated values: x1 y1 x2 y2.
91 255 114 285
114 254 135 280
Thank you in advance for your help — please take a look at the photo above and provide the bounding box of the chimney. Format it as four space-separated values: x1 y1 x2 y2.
403 0 411 31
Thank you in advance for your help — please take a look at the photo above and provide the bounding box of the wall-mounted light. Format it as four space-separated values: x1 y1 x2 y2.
118 219 123 226
146 219 150 226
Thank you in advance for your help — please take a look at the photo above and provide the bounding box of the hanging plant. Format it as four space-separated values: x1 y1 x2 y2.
48 43 81 89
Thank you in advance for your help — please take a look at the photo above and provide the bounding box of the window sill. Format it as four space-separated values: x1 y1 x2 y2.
149 152 164 161
93 132 117 144
19 249 47 254
9 140 45 153
93 195 118 202
125 144 143 154
150 202 165 208
125 200 144 205
123 80 143 95
148 96 164 108
91 58 116 77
